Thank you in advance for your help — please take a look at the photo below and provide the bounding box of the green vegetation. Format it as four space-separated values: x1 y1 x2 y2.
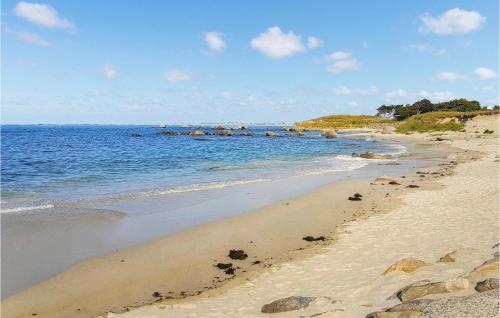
377 98 482 121
395 110 499 133
294 115 391 130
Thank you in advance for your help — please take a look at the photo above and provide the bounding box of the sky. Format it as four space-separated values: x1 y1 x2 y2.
2 0 499 124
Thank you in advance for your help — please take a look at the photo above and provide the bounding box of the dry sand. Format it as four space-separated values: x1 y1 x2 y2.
103 115 499 318
2 115 498 318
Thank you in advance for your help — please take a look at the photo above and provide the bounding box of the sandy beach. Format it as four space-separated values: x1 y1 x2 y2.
1 115 497 318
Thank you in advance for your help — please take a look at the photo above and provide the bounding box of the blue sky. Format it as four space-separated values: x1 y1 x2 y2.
2 0 499 124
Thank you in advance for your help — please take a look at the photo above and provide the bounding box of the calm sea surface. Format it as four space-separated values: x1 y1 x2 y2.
1 125 404 213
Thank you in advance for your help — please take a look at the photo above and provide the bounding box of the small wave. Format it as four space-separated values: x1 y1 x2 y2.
137 179 270 197
300 161 368 176
1 204 55 213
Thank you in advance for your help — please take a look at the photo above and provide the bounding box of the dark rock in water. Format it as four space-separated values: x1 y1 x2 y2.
212 126 225 130
265 131 280 137
158 131 181 136
281 127 296 131
406 185 420 188
475 278 499 292
287 132 305 137
228 249 248 260
261 296 316 313
239 132 256 137
194 138 210 141
215 130 233 136
152 291 162 298
131 132 141 137
303 236 326 242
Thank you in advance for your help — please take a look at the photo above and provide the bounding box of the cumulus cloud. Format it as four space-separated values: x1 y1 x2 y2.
307 36 324 49
436 71 467 82
164 69 194 83
14 1 75 31
419 90 455 102
204 32 226 52
331 86 378 96
102 64 117 79
250 26 306 59
325 51 361 74
386 89 409 99
332 86 352 95
419 8 485 35
474 67 497 80
5 27 50 47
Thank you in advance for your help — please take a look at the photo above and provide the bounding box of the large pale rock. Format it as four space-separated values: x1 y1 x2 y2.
444 277 470 292
321 130 337 138
261 296 316 313
474 257 500 274
383 258 429 275
386 299 435 312
475 278 500 292
396 281 448 302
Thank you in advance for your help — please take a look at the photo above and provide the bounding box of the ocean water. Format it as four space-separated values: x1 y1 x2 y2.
1 125 404 213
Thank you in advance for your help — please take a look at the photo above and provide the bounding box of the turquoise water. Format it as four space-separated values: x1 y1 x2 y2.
1 125 404 213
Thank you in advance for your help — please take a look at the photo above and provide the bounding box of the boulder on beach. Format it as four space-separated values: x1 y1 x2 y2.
303 235 326 242
188 131 206 136
383 258 429 275
396 277 469 302
366 310 423 318
386 298 435 312
261 296 316 313
321 130 337 138
475 278 499 292
265 131 280 137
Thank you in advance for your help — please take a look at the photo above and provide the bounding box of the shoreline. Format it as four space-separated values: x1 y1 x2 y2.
1 132 462 318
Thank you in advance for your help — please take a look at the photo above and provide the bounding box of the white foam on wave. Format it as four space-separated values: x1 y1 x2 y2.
1 204 55 213
140 179 271 196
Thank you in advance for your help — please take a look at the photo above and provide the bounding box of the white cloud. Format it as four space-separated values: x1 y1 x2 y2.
474 67 497 80
14 1 75 31
419 90 455 102
250 26 306 59
419 8 485 35
326 51 361 74
204 32 226 52
348 101 359 107
219 91 232 99
436 71 467 82
407 43 447 57
164 69 194 83
102 64 117 79
6 28 50 47
307 36 324 49
332 86 352 95
386 89 409 99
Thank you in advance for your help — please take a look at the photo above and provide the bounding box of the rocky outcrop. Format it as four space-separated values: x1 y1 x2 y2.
215 130 233 136
265 131 280 137
188 131 206 136
353 152 393 159
386 299 435 312
158 131 181 136
475 278 499 292
383 258 429 275
261 296 316 313
321 130 337 138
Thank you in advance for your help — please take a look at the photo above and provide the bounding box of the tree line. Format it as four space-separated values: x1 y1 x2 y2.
376 98 498 120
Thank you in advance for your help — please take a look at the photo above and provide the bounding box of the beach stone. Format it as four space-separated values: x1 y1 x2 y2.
303 236 326 242
261 296 316 313
321 130 337 138
472 257 499 274
444 277 469 292
366 311 423 318
383 258 429 275
228 249 248 260
265 131 280 137
359 152 377 159
475 278 500 292
396 281 448 302
375 176 400 183
438 251 456 263
387 299 435 312
188 131 205 136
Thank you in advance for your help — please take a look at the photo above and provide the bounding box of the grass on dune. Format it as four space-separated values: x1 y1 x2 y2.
294 115 392 130
395 110 499 133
